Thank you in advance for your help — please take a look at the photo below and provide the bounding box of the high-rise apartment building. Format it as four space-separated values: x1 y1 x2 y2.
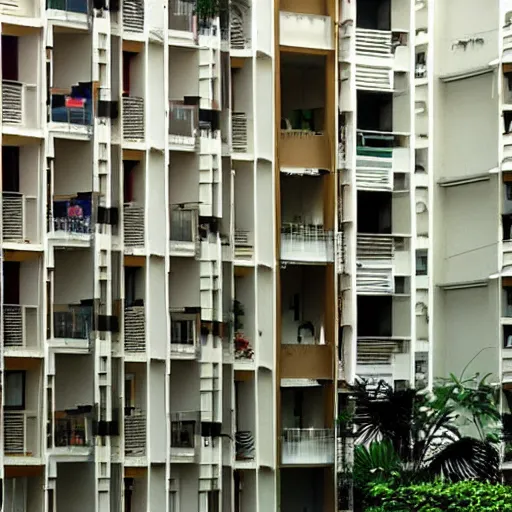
0 0 509 509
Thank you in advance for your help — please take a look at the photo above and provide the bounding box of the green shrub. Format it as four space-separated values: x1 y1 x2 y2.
366 481 512 512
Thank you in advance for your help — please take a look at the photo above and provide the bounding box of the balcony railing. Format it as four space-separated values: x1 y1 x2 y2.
357 337 409 365
123 202 145 248
234 229 254 259
54 412 91 447
2 80 23 124
169 0 195 32
235 431 255 460
51 94 92 127
355 65 393 91
3 305 38 347
170 411 199 460
122 96 145 140
232 112 248 153
170 208 196 243
280 130 330 171
2 192 23 241
355 28 393 60
4 411 37 455
356 267 394 294
281 223 334 262
53 304 93 340
47 0 88 13
357 234 394 261
51 197 92 238
123 0 144 32
125 411 146 456
124 306 146 352
281 428 334 465
169 102 198 148
356 131 409 189
170 317 199 358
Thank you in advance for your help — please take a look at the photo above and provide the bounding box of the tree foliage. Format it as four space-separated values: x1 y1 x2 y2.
366 481 512 512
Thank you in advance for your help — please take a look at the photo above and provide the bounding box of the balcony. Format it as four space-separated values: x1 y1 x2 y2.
355 28 393 61
234 333 255 365
122 96 145 141
170 411 199 462
125 410 146 456
280 130 330 172
357 337 409 366
234 229 254 260
281 428 334 465
280 223 334 263
54 410 92 450
169 102 198 151
123 202 145 249
50 196 92 242
2 192 37 243
170 316 199 359
46 0 89 14
53 304 93 343
170 208 197 256
236 431 255 461
3 305 38 349
50 90 93 134
4 411 38 456
280 344 333 380
2 80 38 130
279 11 333 50
124 306 146 353
356 234 394 294
123 0 144 32
356 131 410 190
232 112 249 153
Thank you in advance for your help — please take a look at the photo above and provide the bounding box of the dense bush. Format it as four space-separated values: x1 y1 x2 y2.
366 481 512 512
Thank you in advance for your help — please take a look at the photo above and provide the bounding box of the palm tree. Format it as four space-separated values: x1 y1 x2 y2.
352 379 500 488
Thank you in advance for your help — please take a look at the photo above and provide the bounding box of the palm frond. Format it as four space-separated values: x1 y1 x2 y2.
427 437 500 482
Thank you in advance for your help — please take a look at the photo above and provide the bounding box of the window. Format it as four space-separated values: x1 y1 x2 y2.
171 319 194 345
5 371 26 410
207 491 219 512
507 183 512 201
416 250 428 276
124 373 135 410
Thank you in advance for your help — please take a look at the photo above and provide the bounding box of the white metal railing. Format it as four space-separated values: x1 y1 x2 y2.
356 267 394 294
281 428 334 465
124 306 146 352
231 11 250 49
232 112 248 153
2 80 23 124
2 192 24 241
169 102 197 147
281 223 334 262
356 65 393 91
357 338 409 365
123 0 144 32
236 431 255 460
122 96 145 140
125 412 146 455
234 229 253 259
4 411 36 455
123 202 145 248
3 305 38 347
357 234 394 260
355 28 393 59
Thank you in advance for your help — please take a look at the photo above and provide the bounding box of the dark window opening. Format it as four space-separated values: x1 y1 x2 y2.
4 371 26 410
357 191 391 234
3 261 20 304
2 36 18 81
416 250 428 276
357 296 392 337
2 146 20 192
